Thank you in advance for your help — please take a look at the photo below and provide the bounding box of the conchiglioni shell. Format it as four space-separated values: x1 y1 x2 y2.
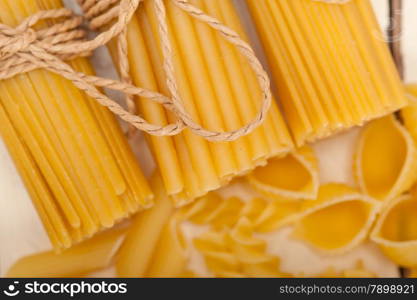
290 184 380 255
247 146 319 201
355 115 417 202
371 194 417 268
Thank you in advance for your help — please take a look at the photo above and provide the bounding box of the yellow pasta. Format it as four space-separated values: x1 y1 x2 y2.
371 194 417 268
179 191 302 233
105 0 293 204
246 0 407 146
6 227 126 278
408 269 417 278
355 115 417 202
401 84 417 141
247 146 319 201
290 184 380 254
194 218 284 278
116 174 174 277
116 174 187 278
0 0 152 250
315 261 376 278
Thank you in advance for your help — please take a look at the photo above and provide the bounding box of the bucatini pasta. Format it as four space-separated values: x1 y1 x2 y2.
246 0 407 146
0 0 152 250
105 0 293 204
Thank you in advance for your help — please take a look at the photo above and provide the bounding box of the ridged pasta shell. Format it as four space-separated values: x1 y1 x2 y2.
370 194 417 268
247 146 319 201
355 115 417 202
290 184 380 255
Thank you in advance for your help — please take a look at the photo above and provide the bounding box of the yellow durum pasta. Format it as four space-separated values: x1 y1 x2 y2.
116 174 187 278
0 0 153 250
107 0 293 204
246 0 407 146
6 228 127 278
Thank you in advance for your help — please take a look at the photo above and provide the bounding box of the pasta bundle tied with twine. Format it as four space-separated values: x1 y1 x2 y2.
77 0 294 203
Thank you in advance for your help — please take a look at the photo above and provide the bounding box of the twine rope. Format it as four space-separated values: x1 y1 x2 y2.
78 0 274 141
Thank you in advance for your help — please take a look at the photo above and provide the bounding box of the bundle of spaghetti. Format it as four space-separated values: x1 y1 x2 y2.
246 0 408 146
0 0 153 250
79 0 294 205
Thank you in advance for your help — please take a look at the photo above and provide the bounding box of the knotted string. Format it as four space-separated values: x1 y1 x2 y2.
78 0 274 141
